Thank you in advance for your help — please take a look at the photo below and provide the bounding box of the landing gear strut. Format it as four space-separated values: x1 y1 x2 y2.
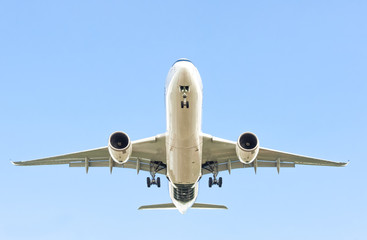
180 86 189 108
146 161 165 188
202 161 223 188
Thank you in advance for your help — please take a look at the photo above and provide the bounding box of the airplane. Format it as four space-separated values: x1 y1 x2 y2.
12 58 348 214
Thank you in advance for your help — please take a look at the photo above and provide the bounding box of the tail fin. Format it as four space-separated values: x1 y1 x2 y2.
138 203 228 210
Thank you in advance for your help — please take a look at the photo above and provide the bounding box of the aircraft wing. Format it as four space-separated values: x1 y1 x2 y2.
201 134 348 175
12 134 167 174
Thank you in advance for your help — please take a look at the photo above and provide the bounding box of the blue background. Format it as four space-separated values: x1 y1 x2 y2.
1 1 366 239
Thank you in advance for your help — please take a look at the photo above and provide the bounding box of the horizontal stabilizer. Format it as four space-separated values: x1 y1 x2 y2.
138 203 176 210
191 203 228 209
138 203 228 210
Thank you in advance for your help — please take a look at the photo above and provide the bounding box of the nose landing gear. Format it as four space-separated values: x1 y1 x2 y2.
180 86 190 108
181 99 189 108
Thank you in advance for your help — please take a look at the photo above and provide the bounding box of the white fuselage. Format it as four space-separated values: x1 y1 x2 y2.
165 59 203 213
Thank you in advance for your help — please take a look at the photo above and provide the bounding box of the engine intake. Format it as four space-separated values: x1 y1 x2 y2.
236 132 259 164
108 131 132 164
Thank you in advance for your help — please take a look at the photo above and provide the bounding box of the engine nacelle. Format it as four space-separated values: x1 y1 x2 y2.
236 132 259 164
108 131 132 164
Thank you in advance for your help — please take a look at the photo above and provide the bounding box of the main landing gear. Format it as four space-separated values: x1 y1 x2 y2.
209 176 223 188
146 161 165 188
147 176 160 188
202 161 223 188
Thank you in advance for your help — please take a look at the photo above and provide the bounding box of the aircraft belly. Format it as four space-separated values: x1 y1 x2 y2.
165 64 203 185
167 97 202 184
167 146 202 184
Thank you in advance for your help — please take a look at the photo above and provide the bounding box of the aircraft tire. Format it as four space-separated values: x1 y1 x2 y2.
147 177 151 188
157 177 161 188
209 177 213 188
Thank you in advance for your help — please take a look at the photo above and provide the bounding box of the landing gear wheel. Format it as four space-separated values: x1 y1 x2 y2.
181 101 189 108
218 177 223 188
147 177 151 188
157 177 161 188
209 177 213 188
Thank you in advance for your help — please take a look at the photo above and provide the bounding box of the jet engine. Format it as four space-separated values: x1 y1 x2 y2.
236 132 259 164
108 131 132 164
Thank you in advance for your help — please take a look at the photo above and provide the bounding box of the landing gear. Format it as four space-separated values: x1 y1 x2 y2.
147 177 151 188
180 86 189 108
181 100 189 108
147 176 160 188
208 176 223 188
203 161 223 188
146 161 166 188
218 177 222 188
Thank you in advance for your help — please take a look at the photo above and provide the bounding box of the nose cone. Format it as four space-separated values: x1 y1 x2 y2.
173 58 192 65
176 66 192 86
173 60 196 86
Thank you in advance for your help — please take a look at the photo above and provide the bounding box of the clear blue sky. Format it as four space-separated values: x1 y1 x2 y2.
1 1 366 239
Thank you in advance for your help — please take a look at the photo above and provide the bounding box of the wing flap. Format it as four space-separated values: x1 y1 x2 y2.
68 158 166 175
202 160 295 175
